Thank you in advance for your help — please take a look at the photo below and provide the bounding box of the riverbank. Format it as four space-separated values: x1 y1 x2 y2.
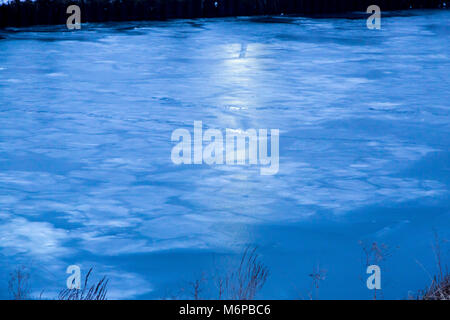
7 244 450 300
0 0 447 28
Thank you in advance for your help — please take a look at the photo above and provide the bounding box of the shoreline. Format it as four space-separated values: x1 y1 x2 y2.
0 0 447 29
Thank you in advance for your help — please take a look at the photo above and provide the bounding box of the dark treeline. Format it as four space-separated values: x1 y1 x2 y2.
0 0 447 28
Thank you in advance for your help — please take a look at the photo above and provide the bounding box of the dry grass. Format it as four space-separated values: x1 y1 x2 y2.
180 246 269 300
221 246 269 300
58 268 108 300
418 274 450 300
416 231 449 300
4 231 448 300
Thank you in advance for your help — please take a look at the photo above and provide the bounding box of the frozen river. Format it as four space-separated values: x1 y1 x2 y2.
0 10 449 299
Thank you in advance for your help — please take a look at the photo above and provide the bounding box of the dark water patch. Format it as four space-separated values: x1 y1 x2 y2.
2 25 68 33
273 32 384 47
23 211 87 230
247 16 300 24
398 151 450 183
425 23 450 35
186 20 207 29
0 152 82 175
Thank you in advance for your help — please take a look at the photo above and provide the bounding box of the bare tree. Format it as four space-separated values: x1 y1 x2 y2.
189 273 207 300
359 240 395 300
308 264 327 300
8 266 30 300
